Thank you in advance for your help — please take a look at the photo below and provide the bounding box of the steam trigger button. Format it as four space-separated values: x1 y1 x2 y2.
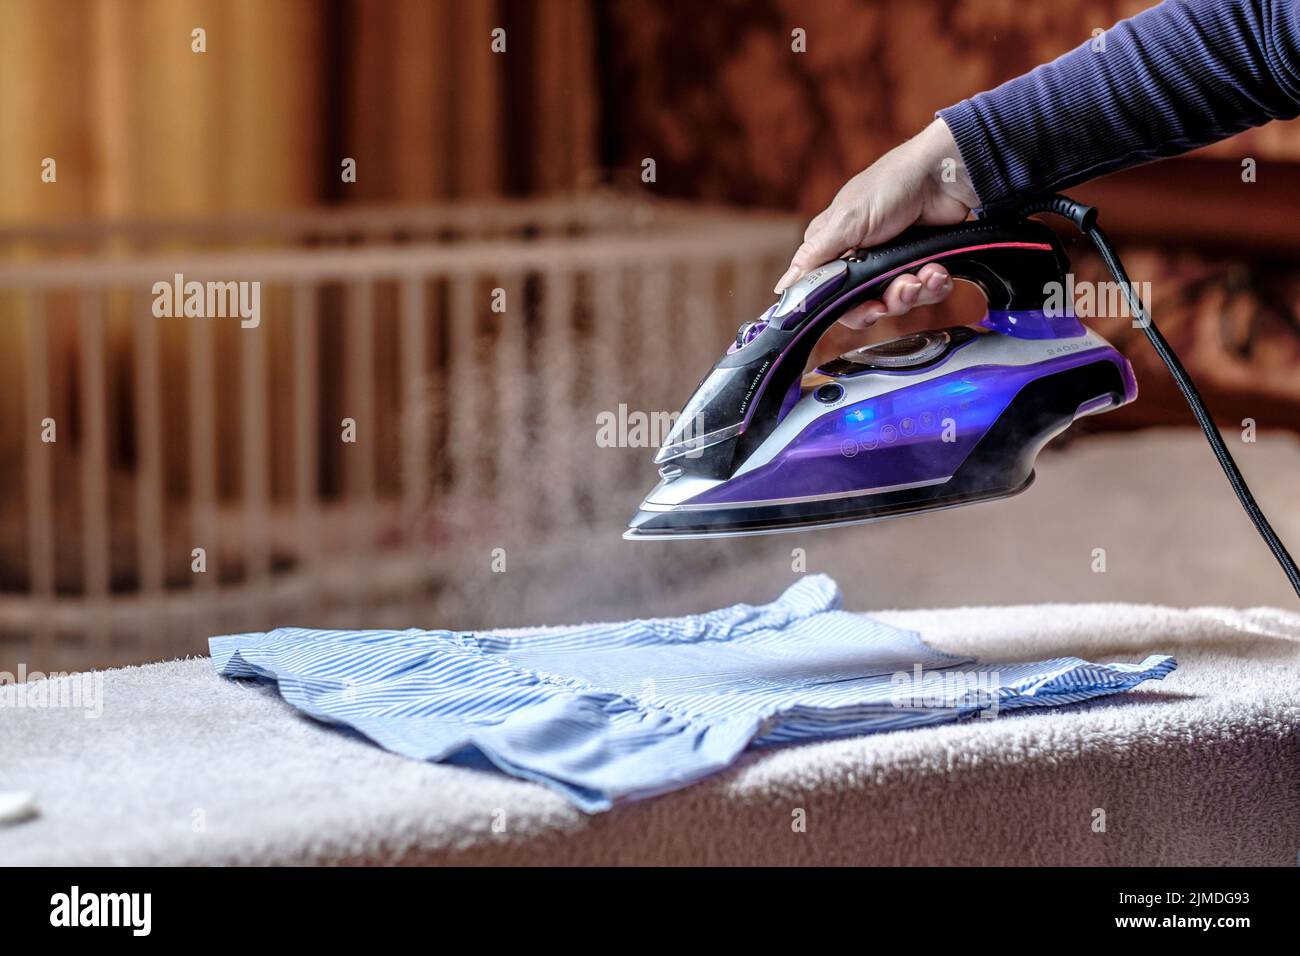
773 259 849 328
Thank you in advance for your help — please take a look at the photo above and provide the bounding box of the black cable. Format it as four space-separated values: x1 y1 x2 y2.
1019 195 1300 601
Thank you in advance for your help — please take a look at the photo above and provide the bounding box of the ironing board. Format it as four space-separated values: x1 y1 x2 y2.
3 598 1297 866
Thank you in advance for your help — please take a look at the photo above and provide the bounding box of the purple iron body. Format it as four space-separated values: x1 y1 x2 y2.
625 216 1137 539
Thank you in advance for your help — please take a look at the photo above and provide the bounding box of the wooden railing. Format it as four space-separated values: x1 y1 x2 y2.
0 195 798 673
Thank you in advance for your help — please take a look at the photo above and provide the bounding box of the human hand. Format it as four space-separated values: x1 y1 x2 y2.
774 118 980 329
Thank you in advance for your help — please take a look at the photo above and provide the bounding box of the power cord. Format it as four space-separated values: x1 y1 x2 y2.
1017 194 1300 601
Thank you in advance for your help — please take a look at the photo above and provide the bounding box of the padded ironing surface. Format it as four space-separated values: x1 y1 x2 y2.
3 429 1299 865
2 598 1298 866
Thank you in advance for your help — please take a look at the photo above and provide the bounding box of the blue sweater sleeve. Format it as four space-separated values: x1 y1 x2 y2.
938 0 1300 206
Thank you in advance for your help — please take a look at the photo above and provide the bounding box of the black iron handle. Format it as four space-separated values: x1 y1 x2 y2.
838 217 1067 319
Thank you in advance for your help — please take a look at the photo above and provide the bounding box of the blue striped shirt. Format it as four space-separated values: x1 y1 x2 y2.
210 576 1175 812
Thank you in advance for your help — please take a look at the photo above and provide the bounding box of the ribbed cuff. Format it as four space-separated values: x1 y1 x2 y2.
936 99 1010 209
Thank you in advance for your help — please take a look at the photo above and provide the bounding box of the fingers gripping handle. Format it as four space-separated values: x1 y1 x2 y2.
795 217 1068 335
757 216 1068 425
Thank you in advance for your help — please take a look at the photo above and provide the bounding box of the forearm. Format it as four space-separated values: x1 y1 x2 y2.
939 0 1300 207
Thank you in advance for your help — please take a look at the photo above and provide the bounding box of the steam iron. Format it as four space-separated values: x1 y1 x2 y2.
625 195 1300 601
626 213 1135 539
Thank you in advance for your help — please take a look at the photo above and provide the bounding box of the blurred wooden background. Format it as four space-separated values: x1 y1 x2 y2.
2 0 1298 454
1 0 1298 670
0 0 598 222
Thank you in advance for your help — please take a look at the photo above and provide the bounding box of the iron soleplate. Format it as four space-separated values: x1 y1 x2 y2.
623 473 1035 540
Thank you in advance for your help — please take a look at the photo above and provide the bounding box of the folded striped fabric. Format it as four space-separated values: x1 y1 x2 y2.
210 576 1175 812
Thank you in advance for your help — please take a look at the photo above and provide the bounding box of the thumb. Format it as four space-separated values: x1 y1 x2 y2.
774 225 852 293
